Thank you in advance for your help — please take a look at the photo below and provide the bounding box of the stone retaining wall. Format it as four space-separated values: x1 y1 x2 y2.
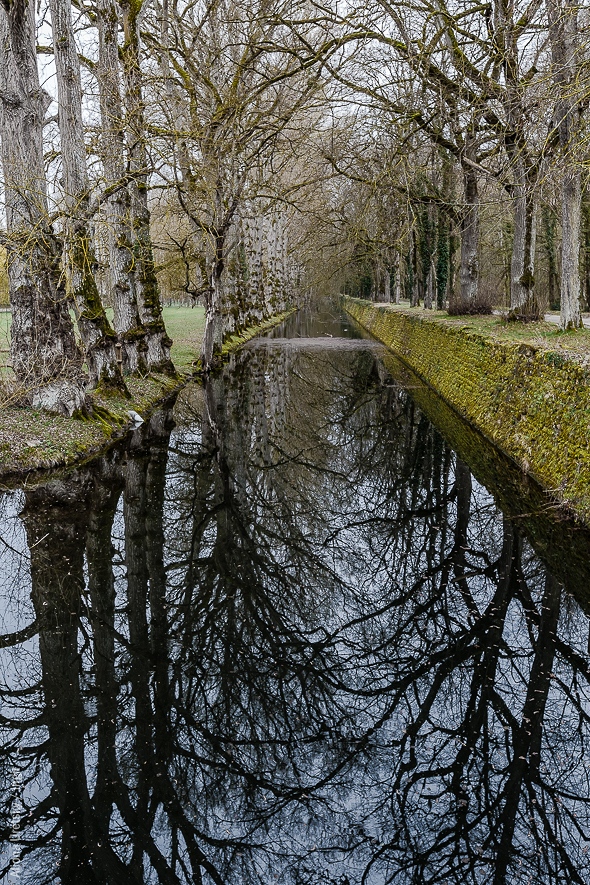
343 296 590 522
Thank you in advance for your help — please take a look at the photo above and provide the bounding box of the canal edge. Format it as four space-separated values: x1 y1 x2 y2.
343 295 590 525
0 308 296 485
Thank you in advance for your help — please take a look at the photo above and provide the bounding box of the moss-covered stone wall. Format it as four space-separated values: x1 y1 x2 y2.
344 296 590 523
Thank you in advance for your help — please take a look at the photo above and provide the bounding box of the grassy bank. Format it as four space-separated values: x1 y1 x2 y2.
0 306 292 479
344 297 590 523
0 306 207 375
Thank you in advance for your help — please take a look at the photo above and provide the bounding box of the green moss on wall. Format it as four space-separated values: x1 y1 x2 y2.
344 296 590 523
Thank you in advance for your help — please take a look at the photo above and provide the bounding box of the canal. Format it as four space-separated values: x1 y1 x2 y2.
0 304 589 884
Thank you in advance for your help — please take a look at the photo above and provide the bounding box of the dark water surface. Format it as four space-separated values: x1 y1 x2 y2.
1 306 590 884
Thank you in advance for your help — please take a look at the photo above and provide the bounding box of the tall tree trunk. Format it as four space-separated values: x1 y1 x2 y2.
0 0 85 415
547 0 583 330
383 266 391 303
202 257 224 370
436 218 449 308
509 159 539 318
541 204 559 309
96 0 148 374
411 228 420 306
582 190 590 310
394 251 402 303
49 0 127 393
459 152 479 308
373 259 385 302
559 166 582 329
245 212 265 323
120 0 175 375
496 1 540 320
427 261 436 309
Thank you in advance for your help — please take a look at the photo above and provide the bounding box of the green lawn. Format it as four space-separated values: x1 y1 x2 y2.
0 306 206 373
0 311 9 363
161 305 206 369
377 301 590 360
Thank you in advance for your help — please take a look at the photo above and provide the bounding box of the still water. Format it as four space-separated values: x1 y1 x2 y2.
0 306 590 884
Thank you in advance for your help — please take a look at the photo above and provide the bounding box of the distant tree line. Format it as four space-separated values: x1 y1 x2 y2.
313 0 590 327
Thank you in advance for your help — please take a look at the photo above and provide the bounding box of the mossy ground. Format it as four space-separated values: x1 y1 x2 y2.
344 297 590 524
0 305 289 479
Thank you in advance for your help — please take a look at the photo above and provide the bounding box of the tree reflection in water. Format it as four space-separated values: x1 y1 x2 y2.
0 336 589 884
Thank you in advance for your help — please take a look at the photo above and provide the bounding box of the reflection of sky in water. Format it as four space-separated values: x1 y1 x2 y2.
0 308 588 883
0 491 31 626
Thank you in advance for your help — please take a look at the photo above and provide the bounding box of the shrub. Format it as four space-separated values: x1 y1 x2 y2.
447 295 493 316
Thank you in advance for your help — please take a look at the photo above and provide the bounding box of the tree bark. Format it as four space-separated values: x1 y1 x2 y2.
495 0 540 320
394 251 402 303
49 0 127 393
0 0 85 415
458 153 479 309
547 0 583 330
559 166 582 329
383 266 391 303
120 0 175 375
96 0 148 373
244 213 265 323
436 219 449 308
372 259 384 302
202 249 224 370
411 228 420 306
424 261 434 310
582 191 590 310
509 159 539 318
541 205 559 309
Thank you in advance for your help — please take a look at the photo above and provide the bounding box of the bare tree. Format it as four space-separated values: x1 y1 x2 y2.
49 0 127 392
120 0 175 374
547 0 584 329
0 0 85 415
95 0 149 373
150 0 340 369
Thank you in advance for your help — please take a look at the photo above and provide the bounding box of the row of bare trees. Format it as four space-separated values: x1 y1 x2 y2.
0 0 587 413
0 0 323 413
303 0 589 327
0 0 176 414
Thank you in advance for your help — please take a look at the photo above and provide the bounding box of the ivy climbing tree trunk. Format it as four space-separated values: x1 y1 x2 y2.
0 0 85 415
120 0 175 375
49 0 127 393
